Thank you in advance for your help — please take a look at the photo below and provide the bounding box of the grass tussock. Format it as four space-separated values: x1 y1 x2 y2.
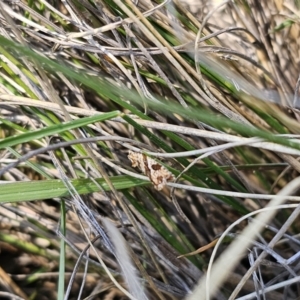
0 0 300 299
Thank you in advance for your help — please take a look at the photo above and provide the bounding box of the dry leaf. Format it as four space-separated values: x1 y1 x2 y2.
177 238 219 258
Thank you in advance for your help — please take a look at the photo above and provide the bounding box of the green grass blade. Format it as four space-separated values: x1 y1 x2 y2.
0 111 119 149
57 200 66 300
0 176 148 203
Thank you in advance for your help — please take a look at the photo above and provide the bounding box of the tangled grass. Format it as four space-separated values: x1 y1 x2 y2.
0 0 300 299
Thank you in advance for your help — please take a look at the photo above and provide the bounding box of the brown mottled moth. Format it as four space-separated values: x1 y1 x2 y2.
128 151 174 190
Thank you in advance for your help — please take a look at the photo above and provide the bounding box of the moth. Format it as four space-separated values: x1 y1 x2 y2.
128 151 174 191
